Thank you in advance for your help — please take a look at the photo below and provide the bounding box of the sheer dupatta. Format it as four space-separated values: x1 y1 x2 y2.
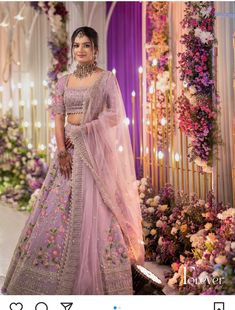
70 71 145 266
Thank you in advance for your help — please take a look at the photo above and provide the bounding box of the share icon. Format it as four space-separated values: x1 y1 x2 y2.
61 302 73 310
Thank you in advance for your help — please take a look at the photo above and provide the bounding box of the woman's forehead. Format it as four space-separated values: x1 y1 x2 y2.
74 35 91 44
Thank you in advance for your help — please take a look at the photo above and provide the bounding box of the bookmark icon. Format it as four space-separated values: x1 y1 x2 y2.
61 303 73 310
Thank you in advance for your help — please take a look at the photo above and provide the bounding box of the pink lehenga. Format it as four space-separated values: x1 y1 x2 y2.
2 70 145 295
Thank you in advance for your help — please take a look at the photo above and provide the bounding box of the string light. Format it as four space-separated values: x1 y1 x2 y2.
160 117 167 126
118 145 123 152
112 68 116 75
175 152 180 162
158 151 164 159
131 90 136 97
123 117 130 126
138 66 143 74
152 58 158 66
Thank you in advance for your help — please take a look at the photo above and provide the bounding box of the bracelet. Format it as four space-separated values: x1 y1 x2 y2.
58 150 68 159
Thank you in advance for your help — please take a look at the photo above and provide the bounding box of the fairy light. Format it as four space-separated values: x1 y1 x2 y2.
27 143 33 149
160 117 167 126
131 90 136 97
112 68 116 75
22 121 29 128
14 14 24 21
42 80 48 87
175 152 180 162
123 117 130 126
152 58 158 66
158 151 164 160
138 66 143 74
39 144 46 151
149 86 154 94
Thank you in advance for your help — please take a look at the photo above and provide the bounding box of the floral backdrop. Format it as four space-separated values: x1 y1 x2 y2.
176 2 220 169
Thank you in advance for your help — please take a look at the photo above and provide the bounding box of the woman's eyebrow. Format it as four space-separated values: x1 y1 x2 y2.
74 41 91 44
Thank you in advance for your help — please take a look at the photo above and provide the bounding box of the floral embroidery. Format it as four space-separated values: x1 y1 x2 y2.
103 217 128 266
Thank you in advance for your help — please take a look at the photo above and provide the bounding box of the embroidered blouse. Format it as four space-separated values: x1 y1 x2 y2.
51 71 107 116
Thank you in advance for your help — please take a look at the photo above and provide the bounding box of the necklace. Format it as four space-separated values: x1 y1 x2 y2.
73 61 97 79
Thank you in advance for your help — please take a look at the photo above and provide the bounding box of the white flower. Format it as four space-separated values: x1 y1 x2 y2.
217 208 235 220
139 185 146 192
231 242 235 250
156 220 164 228
194 27 214 44
146 198 152 205
147 207 155 214
201 6 212 17
154 195 160 203
171 227 178 235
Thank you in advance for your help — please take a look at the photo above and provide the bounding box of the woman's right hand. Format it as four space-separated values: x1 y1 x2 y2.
58 151 73 180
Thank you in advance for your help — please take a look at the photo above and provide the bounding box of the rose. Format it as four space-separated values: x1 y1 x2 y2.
215 255 227 265
159 204 168 212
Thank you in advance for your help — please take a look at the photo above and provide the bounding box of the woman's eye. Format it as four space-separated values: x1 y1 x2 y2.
85 44 91 48
73 44 79 48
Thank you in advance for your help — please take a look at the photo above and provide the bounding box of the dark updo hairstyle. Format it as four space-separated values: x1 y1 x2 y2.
71 26 99 60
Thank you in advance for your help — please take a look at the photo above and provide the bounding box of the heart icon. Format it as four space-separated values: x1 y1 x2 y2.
9 303 23 310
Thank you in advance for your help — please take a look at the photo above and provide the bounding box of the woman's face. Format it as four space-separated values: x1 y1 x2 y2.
73 35 95 64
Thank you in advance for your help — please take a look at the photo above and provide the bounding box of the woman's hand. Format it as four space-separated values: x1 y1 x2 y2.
58 150 73 180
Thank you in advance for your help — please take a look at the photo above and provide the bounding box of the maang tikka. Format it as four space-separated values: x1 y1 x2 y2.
73 30 97 79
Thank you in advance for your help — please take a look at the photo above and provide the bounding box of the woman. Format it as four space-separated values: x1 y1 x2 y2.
2 26 144 295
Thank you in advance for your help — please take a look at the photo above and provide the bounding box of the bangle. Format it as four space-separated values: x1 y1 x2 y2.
58 150 68 159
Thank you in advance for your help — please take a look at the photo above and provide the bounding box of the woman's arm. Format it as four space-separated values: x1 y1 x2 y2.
55 114 66 152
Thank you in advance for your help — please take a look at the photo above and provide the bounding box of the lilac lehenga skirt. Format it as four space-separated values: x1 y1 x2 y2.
2 123 133 295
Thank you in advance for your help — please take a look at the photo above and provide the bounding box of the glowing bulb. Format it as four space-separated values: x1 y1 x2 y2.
118 145 123 152
160 117 167 126
50 121 55 129
175 153 180 162
149 86 154 94
138 66 143 74
42 80 48 87
158 151 164 159
131 91 136 97
27 143 33 149
35 121 42 128
123 117 130 126
146 120 150 126
152 58 158 66
39 144 46 151
17 61 21 66
112 68 116 75
32 99 38 106
23 121 29 128
145 147 149 154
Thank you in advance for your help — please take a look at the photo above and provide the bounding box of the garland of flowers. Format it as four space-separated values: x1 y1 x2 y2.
146 2 175 149
176 2 220 168
30 2 69 93
0 113 48 211
138 178 235 294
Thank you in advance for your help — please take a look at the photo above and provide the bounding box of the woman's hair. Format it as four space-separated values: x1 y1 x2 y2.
71 26 99 60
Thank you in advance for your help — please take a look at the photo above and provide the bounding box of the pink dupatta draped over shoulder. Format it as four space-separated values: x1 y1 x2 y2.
66 71 145 293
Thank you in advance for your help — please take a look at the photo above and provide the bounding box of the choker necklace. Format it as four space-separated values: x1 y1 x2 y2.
73 62 97 79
